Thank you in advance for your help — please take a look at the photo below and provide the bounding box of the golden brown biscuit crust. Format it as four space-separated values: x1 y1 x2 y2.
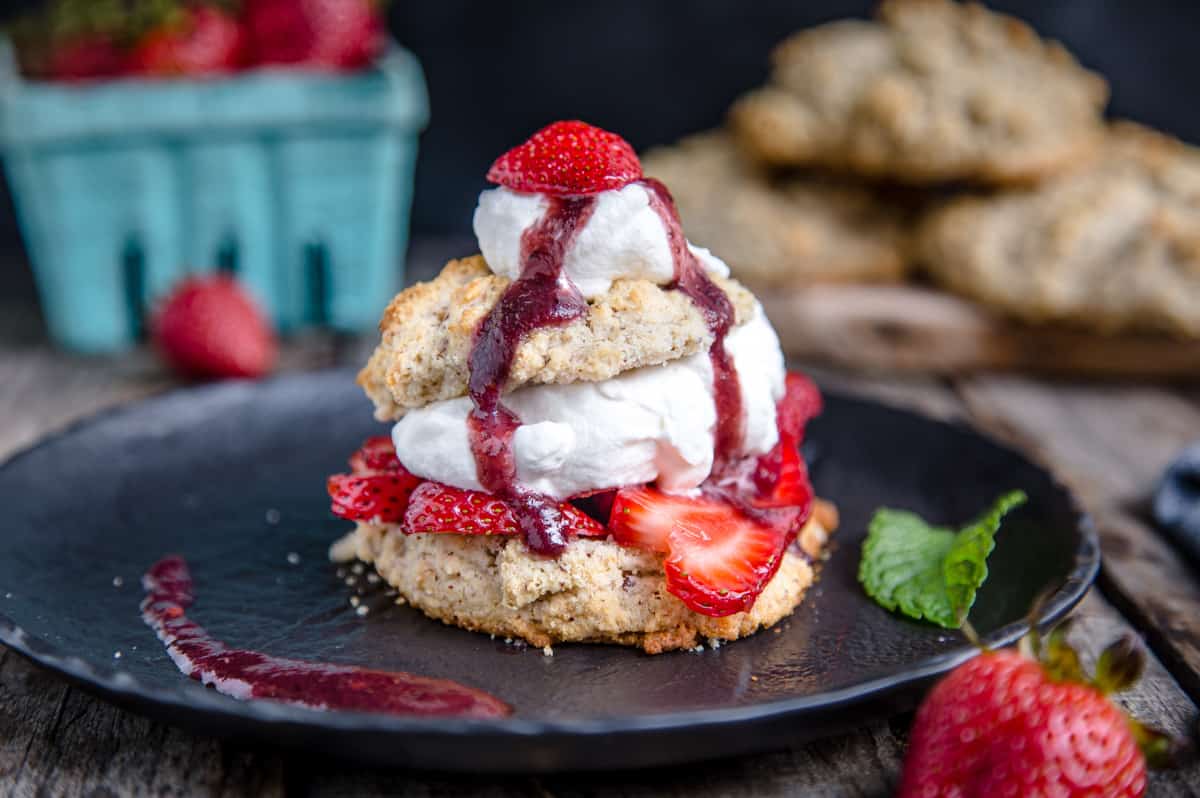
345 504 835 654
919 123 1200 338
358 255 759 419
642 131 911 287
730 0 1107 184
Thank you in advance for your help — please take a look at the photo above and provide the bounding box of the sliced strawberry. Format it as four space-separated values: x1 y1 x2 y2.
404 482 605 539
777 371 823 443
752 434 814 508
610 486 786 616
327 471 420 523
348 435 401 474
487 120 643 197
609 486 724 553
665 512 786 617
741 370 821 508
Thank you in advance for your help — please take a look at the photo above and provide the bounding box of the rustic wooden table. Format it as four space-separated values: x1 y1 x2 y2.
3 243 1200 796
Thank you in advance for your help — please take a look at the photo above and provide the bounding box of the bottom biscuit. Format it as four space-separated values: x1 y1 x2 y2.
334 502 836 655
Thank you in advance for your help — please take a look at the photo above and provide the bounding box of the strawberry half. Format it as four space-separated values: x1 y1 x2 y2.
751 437 814 509
327 472 420 523
349 435 402 474
610 487 787 616
328 436 421 522
610 487 728 553
404 482 606 539
777 371 823 443
487 120 643 196
748 371 821 507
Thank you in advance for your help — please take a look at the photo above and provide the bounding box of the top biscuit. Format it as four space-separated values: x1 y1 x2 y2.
918 123 1200 338
730 0 1108 184
359 255 759 419
642 130 911 288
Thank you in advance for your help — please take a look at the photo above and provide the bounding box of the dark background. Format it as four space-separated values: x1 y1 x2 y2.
1 1 1196 314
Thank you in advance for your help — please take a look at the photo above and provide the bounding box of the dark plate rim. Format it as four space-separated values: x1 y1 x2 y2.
0 370 1101 741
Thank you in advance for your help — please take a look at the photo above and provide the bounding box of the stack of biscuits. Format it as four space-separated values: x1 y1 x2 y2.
643 0 1200 341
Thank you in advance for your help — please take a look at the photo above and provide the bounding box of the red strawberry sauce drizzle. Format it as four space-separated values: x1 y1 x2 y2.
641 178 744 466
464 179 761 557
140 556 510 718
466 196 598 555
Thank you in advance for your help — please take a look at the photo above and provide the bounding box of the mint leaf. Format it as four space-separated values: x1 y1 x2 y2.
858 491 1027 628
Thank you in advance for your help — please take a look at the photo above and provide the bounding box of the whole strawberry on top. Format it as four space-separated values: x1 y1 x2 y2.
486 120 644 196
899 623 1179 797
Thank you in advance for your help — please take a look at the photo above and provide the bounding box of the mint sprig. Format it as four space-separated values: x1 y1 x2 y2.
858 491 1027 629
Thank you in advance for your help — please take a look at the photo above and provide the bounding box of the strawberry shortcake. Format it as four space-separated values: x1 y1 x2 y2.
327 121 837 654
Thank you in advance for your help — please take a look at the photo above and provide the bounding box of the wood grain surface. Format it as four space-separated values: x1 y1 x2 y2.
763 284 1200 378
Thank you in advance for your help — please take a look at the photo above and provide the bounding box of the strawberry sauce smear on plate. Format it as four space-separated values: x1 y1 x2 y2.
141 556 511 718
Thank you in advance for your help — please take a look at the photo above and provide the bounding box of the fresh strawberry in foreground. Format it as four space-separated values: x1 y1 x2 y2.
899 625 1180 797
487 120 643 196
151 274 277 380
130 6 246 77
610 486 788 616
245 0 384 70
328 437 421 522
405 482 605 539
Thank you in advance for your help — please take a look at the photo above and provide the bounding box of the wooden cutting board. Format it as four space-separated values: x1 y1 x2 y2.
761 284 1200 378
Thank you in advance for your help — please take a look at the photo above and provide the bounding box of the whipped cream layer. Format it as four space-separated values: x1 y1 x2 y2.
474 183 730 298
393 307 786 499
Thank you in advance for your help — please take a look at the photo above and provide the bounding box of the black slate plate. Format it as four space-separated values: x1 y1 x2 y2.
0 370 1097 772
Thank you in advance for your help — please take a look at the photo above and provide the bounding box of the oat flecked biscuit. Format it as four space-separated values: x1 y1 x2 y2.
918 124 1200 338
730 0 1107 184
358 255 759 419
642 130 911 287
345 502 835 654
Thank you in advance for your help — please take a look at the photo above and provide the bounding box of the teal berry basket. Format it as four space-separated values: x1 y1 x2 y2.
0 42 428 352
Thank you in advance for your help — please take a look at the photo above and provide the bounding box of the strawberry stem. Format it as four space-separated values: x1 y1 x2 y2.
959 618 987 651
1094 633 1147 694
1040 621 1087 684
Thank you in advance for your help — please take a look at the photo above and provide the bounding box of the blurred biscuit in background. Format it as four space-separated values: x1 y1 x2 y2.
730 0 1107 185
918 123 1200 338
642 131 911 289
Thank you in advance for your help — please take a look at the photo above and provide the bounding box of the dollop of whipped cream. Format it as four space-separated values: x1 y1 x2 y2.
474 182 730 297
392 307 786 500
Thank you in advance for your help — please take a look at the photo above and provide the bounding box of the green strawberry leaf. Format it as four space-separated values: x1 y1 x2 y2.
858 490 1027 629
